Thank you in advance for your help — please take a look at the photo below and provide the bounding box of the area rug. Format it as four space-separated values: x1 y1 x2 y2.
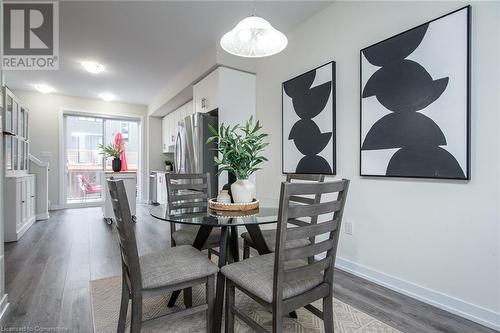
90 276 401 333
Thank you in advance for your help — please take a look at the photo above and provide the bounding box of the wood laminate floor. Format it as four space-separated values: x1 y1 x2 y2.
1 205 497 333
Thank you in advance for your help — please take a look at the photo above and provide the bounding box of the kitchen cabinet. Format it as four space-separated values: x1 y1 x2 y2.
161 100 193 153
192 67 256 189
4 175 36 242
162 115 169 153
193 69 219 113
3 87 17 135
3 86 31 176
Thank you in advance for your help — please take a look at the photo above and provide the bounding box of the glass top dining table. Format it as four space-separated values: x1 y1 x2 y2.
149 204 281 333
149 204 279 226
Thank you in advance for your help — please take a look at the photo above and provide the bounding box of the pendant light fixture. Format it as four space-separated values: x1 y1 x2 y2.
220 14 288 58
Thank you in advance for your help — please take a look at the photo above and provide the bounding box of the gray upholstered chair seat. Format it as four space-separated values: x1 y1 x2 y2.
140 245 219 290
221 253 323 303
241 229 310 252
172 225 221 248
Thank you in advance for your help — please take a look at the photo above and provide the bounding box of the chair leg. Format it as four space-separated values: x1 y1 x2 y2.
130 293 142 333
225 280 235 333
272 302 283 333
323 293 334 333
206 274 215 333
183 288 193 308
243 240 250 259
117 280 129 333
208 248 212 260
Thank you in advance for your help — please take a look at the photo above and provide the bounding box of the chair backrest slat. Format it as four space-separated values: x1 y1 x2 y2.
286 218 339 241
288 219 310 227
287 181 346 196
287 200 342 219
288 195 315 205
166 173 209 180
283 257 332 283
286 174 326 182
284 239 334 261
285 174 325 228
169 201 209 210
170 192 209 201
107 179 142 291
165 172 212 214
168 182 208 191
273 179 350 302
165 173 211 241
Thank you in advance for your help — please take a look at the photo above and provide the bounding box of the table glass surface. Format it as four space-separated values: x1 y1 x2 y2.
149 204 279 226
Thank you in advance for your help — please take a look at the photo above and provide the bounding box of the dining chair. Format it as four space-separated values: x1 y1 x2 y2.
165 173 221 254
222 179 350 333
165 172 223 307
107 179 218 333
241 174 325 262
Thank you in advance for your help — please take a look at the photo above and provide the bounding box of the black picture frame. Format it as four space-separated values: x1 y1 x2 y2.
282 61 336 175
359 6 471 180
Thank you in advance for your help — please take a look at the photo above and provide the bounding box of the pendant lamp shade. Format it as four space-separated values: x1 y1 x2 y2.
220 16 288 58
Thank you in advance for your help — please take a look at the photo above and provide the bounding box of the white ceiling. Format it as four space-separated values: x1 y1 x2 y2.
4 1 331 106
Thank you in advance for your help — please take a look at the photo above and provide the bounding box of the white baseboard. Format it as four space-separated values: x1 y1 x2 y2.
335 257 500 331
17 216 36 240
36 212 50 220
0 294 9 324
49 204 63 211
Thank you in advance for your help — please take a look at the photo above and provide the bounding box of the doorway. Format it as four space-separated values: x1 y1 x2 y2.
63 114 140 207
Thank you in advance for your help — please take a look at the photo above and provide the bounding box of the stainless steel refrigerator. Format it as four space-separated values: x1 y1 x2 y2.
174 112 218 196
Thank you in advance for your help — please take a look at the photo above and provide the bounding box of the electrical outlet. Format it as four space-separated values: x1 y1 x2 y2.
345 221 353 235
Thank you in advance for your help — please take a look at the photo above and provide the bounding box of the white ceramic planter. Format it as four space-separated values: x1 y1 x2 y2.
231 179 255 203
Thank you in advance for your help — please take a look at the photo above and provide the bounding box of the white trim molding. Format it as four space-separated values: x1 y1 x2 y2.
335 257 500 331
35 212 50 221
0 293 9 324
49 204 63 211
0 256 9 324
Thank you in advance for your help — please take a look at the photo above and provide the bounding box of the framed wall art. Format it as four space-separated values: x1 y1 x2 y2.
282 61 336 175
360 6 470 180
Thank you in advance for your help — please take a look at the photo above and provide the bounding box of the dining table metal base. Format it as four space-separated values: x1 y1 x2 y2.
166 223 272 333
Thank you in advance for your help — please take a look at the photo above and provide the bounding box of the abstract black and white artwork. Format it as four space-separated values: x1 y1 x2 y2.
360 6 470 180
282 62 336 175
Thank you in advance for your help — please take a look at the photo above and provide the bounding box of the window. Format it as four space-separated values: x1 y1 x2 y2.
64 114 140 206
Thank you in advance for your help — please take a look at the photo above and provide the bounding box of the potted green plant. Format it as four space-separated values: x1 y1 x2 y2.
98 144 123 172
207 116 269 203
164 160 174 172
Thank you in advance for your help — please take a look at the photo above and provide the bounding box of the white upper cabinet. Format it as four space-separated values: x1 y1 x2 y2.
161 115 169 153
193 69 219 113
161 100 193 153
192 66 256 189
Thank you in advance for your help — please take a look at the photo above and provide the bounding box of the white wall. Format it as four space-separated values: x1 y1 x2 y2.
147 116 166 172
12 90 148 208
148 45 217 116
0 0 9 319
148 43 258 118
255 1 499 330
